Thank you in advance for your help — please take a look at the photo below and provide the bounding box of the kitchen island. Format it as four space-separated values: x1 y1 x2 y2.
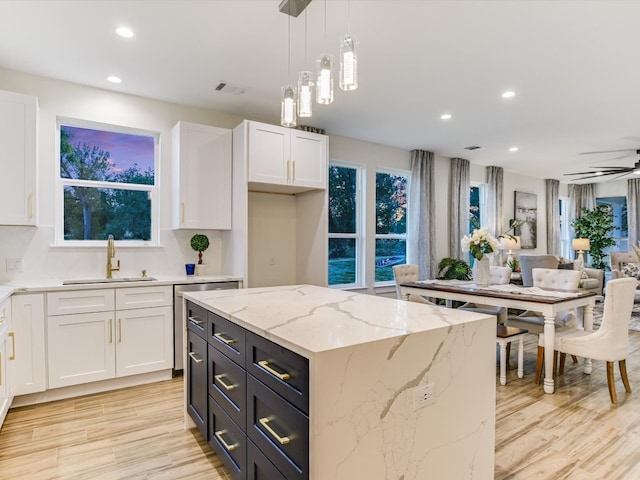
183 284 496 480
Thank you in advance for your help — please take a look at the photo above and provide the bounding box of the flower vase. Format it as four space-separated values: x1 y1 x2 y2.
473 256 490 287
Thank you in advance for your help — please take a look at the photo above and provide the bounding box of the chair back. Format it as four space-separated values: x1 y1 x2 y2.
489 266 512 285
597 277 637 359
392 264 419 300
519 254 559 286
532 268 580 291
610 252 638 273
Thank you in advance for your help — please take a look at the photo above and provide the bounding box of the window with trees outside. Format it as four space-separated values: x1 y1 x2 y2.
597 196 628 254
328 163 361 287
469 183 487 265
375 169 409 283
58 121 158 245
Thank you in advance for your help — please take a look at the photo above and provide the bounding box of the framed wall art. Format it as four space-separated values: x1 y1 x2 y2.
514 191 537 249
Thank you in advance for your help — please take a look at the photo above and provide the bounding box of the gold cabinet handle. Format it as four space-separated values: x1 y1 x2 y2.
188 352 203 364
28 193 33 219
118 318 122 343
180 202 185 224
214 332 235 345
214 374 236 391
188 316 204 326
259 417 290 445
292 160 296 182
8 332 15 360
214 430 238 452
258 360 290 380
109 319 113 343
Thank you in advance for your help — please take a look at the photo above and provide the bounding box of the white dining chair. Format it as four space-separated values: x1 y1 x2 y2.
392 264 435 305
458 266 512 324
536 277 637 404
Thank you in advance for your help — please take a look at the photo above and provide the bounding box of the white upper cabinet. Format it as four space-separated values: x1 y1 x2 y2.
244 121 327 193
0 90 38 226
172 121 232 230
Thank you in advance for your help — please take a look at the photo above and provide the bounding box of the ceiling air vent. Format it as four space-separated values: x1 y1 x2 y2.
214 81 246 96
464 145 482 150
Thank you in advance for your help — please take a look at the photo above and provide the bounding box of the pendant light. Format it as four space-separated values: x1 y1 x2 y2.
339 0 358 91
316 0 333 105
281 11 297 127
297 10 314 117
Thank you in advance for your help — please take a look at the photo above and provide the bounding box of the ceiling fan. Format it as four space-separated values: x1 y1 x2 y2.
564 148 640 181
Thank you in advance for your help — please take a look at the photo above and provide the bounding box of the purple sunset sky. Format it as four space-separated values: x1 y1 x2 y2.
62 125 154 174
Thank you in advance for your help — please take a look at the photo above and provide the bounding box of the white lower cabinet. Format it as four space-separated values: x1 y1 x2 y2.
10 293 46 395
47 286 173 389
0 298 14 427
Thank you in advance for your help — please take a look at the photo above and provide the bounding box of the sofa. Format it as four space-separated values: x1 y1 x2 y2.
518 254 604 296
609 251 640 302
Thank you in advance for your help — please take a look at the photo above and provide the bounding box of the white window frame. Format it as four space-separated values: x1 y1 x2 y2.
470 181 488 231
328 160 364 289
559 195 572 259
374 167 410 287
55 118 161 247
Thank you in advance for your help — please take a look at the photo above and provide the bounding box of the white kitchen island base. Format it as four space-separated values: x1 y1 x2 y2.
184 284 496 480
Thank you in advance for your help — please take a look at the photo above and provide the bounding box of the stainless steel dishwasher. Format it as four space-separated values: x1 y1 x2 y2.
173 281 239 373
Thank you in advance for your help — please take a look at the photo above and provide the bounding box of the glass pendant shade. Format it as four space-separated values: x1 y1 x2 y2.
316 54 334 105
339 34 358 91
281 85 297 127
297 71 314 117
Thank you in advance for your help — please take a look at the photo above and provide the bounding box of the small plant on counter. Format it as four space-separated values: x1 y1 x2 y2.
436 257 472 280
190 233 210 265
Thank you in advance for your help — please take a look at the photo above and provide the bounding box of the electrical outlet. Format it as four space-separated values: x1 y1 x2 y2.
413 383 436 409
6 258 23 272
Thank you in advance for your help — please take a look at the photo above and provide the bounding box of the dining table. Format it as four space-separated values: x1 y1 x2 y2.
400 279 597 394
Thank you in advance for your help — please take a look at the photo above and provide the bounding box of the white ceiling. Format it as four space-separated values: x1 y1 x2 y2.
1 0 639 183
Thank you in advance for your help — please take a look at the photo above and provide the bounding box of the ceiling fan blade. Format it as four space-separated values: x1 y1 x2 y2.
579 148 639 155
564 168 630 175
589 166 631 170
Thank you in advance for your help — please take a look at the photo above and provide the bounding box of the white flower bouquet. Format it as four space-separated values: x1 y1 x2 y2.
461 227 501 261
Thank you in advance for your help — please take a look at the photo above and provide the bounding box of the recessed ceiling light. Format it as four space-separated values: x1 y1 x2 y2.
107 76 122 84
501 90 515 98
440 114 452 120
115 26 134 38
509 147 518 152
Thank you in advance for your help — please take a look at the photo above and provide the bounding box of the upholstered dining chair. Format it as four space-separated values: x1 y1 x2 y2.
518 254 558 287
392 264 435 305
535 277 637 404
458 266 512 324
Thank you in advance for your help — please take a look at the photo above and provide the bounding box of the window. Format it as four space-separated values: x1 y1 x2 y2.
597 196 628 252
468 183 487 265
375 169 408 283
328 162 362 286
58 120 159 245
559 196 571 259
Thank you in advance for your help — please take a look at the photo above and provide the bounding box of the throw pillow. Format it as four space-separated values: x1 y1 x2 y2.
558 262 574 270
633 244 640 262
621 261 640 281
580 269 590 279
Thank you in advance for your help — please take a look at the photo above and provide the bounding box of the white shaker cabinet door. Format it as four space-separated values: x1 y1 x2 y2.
0 90 38 226
290 129 327 189
11 294 46 395
247 122 289 186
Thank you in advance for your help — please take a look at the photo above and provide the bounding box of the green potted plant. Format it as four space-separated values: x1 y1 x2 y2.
571 205 617 270
190 233 210 276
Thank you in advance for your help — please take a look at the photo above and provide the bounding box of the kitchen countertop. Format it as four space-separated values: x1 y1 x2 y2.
183 283 490 358
0 274 243 297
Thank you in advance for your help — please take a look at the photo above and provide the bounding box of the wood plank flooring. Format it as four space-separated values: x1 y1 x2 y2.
2 331 640 479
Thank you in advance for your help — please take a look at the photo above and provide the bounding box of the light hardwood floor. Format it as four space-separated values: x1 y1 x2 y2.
3 332 640 479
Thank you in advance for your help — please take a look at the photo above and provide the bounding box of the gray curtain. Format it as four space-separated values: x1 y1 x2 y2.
628 178 640 247
545 179 560 255
408 150 436 279
568 184 596 239
486 165 504 238
449 158 470 259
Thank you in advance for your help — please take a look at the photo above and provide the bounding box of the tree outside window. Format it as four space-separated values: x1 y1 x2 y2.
59 123 157 243
375 170 408 283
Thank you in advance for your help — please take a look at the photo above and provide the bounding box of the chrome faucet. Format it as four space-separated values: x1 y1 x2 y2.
106 234 120 279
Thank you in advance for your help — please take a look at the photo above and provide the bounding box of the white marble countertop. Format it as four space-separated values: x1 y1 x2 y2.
183 284 491 358
0 274 242 295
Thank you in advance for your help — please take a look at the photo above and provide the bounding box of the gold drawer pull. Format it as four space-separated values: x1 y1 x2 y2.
214 374 236 391
188 352 203 364
259 417 290 445
109 319 113 344
214 430 238 451
188 316 204 326
214 332 235 345
258 360 290 380
9 332 15 360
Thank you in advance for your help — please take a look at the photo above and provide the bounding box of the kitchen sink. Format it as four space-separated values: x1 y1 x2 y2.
62 277 157 285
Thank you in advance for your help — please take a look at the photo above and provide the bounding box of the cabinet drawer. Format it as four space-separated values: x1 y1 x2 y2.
187 330 208 441
247 375 308 480
209 345 246 431
247 439 286 480
207 311 245 366
209 395 246 480
186 301 207 338
115 285 172 309
246 331 309 414
47 289 114 316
